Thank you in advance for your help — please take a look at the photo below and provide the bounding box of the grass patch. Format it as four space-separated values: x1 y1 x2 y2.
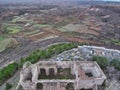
2 23 23 34
111 39 120 45
0 36 4 41
59 24 88 32
0 38 12 52
6 26 22 34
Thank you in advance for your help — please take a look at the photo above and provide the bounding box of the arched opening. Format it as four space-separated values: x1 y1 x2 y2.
49 68 55 75
40 68 46 75
36 83 43 90
26 71 32 81
18 85 23 90
66 83 74 90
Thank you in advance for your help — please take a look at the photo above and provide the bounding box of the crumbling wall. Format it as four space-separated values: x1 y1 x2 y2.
79 45 120 60
52 46 120 61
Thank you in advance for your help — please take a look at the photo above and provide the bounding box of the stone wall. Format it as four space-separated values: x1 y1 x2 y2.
17 61 106 90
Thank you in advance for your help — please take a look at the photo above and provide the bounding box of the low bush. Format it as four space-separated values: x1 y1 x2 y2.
92 56 120 71
5 83 12 90
0 62 18 85
92 56 109 69
110 59 120 71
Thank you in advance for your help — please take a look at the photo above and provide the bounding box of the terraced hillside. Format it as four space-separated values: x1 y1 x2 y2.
0 3 120 69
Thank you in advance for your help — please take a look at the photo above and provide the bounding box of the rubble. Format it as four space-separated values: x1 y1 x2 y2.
51 45 120 61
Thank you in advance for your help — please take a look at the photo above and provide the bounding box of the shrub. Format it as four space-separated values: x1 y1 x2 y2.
5 83 12 90
92 56 109 69
110 59 120 71
0 62 18 85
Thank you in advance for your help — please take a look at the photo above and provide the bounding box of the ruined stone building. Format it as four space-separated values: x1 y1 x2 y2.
17 61 106 90
79 45 120 60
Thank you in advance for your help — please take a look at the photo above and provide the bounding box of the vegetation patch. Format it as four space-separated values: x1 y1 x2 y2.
38 68 75 79
6 26 22 34
0 36 4 41
0 42 85 86
0 62 18 85
5 83 13 90
19 42 82 66
92 56 109 69
92 56 120 71
110 60 120 71
11 17 32 23
111 39 120 45
0 38 13 52
59 24 88 32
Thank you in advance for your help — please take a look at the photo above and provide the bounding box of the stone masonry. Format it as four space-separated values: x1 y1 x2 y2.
51 45 120 61
16 61 106 90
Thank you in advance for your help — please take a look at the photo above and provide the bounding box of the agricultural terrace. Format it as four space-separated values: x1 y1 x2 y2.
2 23 23 34
10 16 32 23
0 37 14 52
5 26 23 34
59 24 86 32
59 23 99 36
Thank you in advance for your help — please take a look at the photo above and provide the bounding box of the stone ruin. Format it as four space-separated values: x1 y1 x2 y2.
52 45 120 61
79 45 120 60
16 61 106 90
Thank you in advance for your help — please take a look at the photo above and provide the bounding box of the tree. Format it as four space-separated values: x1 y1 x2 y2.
5 83 12 90
92 56 109 69
110 60 120 71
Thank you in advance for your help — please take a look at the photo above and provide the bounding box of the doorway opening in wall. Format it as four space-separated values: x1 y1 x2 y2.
49 68 55 75
26 71 32 81
36 83 43 90
40 68 46 75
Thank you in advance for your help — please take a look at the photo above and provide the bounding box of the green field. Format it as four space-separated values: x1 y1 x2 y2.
0 38 13 52
0 36 4 41
2 23 23 34
11 17 32 23
6 26 22 34
111 39 120 45
59 24 88 32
